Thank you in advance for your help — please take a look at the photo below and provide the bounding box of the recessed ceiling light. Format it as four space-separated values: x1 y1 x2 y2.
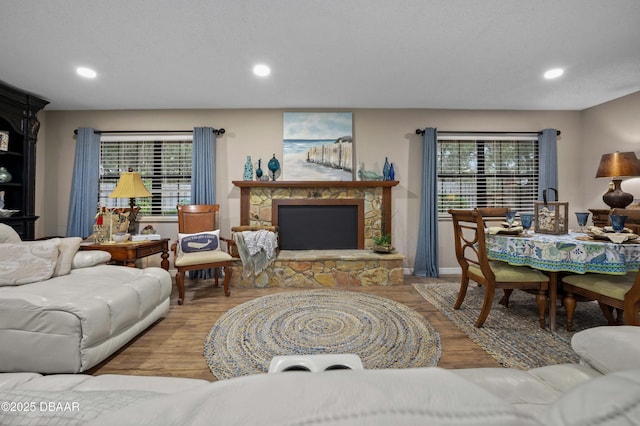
544 68 564 79
253 64 271 77
76 67 97 79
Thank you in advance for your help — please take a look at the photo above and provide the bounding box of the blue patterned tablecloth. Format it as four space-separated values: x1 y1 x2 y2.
486 232 640 275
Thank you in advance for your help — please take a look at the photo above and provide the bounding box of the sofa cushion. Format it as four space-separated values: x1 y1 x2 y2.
87 368 542 426
571 326 640 374
0 389 161 425
0 265 171 373
0 239 61 285
0 373 208 394
72 250 111 269
545 368 640 426
454 364 601 419
53 237 83 277
178 230 220 253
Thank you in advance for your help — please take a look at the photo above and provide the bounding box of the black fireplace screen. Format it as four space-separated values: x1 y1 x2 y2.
277 205 359 250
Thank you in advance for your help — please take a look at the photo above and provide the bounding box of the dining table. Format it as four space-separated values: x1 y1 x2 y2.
485 231 640 332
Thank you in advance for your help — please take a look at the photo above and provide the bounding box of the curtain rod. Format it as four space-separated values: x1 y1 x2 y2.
414 129 561 136
73 128 226 136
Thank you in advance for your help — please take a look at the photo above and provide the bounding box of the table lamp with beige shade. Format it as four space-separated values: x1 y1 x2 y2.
109 170 152 234
595 151 640 209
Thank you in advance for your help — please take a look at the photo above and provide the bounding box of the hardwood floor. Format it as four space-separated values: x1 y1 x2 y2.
89 275 501 381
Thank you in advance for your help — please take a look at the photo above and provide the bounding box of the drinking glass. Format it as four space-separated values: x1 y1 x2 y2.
610 214 628 233
575 212 590 233
505 210 517 228
520 213 534 233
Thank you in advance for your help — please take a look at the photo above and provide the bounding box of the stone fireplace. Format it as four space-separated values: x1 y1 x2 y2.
233 180 398 249
230 180 403 288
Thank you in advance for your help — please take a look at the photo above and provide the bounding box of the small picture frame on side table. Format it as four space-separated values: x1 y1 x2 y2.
0 131 8 151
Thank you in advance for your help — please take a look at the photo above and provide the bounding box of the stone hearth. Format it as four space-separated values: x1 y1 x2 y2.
229 250 405 288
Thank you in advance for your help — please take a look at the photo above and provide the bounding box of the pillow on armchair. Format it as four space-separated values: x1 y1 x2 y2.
178 230 221 254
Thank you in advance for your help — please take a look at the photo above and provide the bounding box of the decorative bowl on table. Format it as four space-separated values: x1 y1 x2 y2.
0 209 19 218
111 233 131 243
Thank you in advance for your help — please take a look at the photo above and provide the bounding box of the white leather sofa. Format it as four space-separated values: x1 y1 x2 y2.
1 326 639 425
0 224 171 373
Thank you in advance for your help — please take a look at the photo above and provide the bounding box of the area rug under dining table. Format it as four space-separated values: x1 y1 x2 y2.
413 281 608 370
204 289 441 380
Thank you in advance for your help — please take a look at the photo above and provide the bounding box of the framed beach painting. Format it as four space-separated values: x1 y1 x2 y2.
283 112 353 181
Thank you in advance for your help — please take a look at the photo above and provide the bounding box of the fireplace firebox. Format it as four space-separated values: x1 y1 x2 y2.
272 199 364 250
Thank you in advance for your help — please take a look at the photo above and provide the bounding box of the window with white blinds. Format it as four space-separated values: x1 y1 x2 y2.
98 135 192 216
437 136 539 215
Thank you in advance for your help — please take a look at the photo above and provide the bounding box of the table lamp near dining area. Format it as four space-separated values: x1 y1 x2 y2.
595 151 640 209
108 170 152 234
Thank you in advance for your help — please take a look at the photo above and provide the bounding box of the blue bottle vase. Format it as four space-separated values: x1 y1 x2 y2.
243 155 253 180
383 157 391 181
255 159 263 179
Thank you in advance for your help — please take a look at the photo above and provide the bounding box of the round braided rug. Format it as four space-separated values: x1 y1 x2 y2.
204 289 441 379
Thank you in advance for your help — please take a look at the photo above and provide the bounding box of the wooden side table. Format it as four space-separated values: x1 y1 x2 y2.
80 238 170 270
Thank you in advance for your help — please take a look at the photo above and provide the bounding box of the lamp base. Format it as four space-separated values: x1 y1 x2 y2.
602 179 634 209
127 197 138 234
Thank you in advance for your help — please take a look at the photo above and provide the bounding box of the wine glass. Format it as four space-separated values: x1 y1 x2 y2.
575 212 590 233
610 214 628 233
520 213 534 234
505 210 517 228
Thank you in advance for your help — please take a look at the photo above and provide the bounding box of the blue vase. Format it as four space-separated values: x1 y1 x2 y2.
255 159 263 179
383 157 391 181
389 163 395 181
267 154 280 181
243 155 253 181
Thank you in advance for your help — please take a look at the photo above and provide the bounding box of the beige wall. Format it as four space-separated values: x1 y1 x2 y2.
37 98 640 272
581 91 640 211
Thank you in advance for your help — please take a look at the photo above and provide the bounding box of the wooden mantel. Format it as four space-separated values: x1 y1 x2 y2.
232 180 399 189
232 180 399 237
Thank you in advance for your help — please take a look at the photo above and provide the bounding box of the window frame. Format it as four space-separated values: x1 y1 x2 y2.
437 134 539 217
98 134 193 217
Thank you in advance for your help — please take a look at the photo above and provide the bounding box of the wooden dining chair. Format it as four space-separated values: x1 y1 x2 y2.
562 270 640 331
476 207 510 226
172 204 233 305
449 208 550 328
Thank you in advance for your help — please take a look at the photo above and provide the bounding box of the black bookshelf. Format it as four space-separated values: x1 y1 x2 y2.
0 82 48 240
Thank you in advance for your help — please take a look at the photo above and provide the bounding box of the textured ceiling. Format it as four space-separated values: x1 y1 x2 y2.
1 0 639 110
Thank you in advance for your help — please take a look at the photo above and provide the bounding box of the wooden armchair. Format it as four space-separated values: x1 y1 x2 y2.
449 208 550 328
562 270 640 331
172 204 233 305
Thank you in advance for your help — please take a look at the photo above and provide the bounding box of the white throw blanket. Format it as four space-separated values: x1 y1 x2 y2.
233 230 278 278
